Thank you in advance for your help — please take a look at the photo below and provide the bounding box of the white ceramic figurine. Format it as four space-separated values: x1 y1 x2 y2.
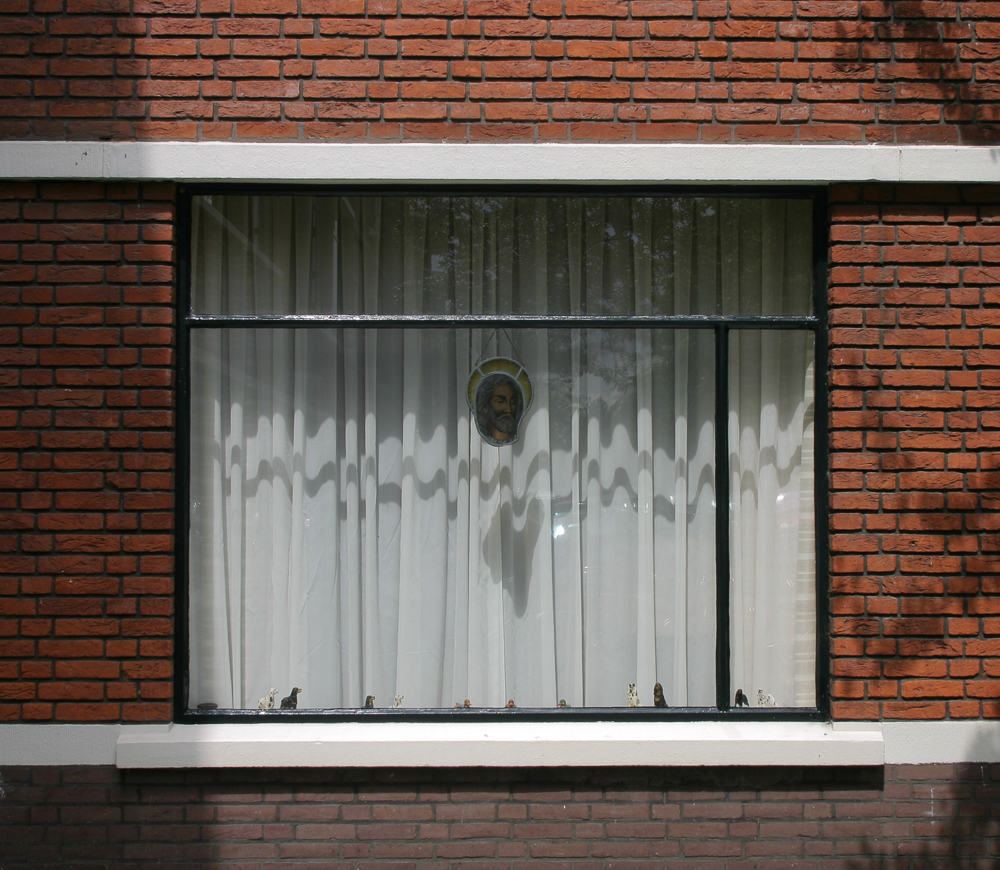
757 689 776 708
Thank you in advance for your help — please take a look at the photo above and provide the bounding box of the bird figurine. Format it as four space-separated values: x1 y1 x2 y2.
364 695 375 708
735 688 750 708
279 687 301 709
257 688 277 710
627 683 640 707
463 699 472 708
506 699 516 708
557 699 571 708
757 689 776 708
393 694 403 708
652 682 667 708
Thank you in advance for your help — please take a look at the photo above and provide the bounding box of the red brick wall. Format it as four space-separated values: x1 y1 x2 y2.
1 1 997 144
4 181 1000 723
0 181 175 723
829 184 1000 720
0 764 997 865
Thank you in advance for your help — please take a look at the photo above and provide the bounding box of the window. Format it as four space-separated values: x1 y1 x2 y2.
181 190 823 717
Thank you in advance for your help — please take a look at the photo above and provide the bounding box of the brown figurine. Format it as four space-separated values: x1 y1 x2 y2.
652 682 668 708
735 688 750 707
364 695 375 708
279 687 301 709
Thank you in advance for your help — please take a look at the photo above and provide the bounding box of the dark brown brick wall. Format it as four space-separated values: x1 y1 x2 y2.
0 181 176 723
829 184 1000 720
1 764 998 867
1 0 998 143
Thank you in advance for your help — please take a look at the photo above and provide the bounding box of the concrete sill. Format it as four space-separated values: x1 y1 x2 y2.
115 720 884 769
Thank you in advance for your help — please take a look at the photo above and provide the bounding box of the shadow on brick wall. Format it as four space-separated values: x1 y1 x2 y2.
1 763 999 866
847 742 1000 868
833 1 1000 144
0 0 142 141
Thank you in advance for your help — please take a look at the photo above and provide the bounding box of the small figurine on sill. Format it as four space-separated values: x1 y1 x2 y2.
627 683 640 707
652 682 668 708
364 695 375 709
506 699 516 708
734 688 750 708
280 687 301 709
393 694 403 708
557 699 570 708
257 688 277 710
757 689 776 708
464 699 472 708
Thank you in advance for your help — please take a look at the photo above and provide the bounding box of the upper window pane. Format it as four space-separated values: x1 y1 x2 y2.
190 194 814 318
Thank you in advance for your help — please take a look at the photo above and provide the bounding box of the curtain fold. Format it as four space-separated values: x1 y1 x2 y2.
188 194 815 710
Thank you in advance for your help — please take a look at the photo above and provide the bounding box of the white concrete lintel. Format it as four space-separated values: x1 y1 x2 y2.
2 141 1000 185
113 720 884 769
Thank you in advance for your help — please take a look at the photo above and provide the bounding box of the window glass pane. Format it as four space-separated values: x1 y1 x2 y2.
188 327 717 710
729 330 816 709
190 195 813 318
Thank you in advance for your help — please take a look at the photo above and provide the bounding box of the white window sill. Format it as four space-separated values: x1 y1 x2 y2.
114 720 883 769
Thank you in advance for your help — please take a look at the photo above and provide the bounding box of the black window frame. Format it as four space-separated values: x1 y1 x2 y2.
173 183 830 724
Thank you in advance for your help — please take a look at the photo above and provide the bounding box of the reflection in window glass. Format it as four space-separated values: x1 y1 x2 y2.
191 195 813 318
185 191 820 714
729 330 816 708
188 328 716 710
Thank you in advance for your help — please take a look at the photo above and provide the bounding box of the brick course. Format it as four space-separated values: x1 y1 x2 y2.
0 764 998 867
0 181 175 723
0 1 998 143
4 181 1000 721
829 184 1000 720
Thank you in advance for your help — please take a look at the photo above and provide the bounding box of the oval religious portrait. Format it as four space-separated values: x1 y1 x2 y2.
467 358 533 447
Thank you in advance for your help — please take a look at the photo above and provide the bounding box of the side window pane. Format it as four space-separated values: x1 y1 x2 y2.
188 327 717 710
729 330 817 708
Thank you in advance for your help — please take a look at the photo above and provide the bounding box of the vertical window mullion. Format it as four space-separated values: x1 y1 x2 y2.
812 190 831 717
715 323 731 712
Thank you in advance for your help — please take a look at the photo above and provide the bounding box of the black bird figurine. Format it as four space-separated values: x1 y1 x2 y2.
364 695 375 708
735 688 750 708
652 682 668 708
279 687 301 709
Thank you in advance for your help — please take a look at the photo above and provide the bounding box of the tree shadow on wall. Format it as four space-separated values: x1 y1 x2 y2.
832 0 1000 145
5 0 153 143
845 737 1000 869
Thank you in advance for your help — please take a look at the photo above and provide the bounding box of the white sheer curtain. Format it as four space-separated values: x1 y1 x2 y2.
187 194 815 710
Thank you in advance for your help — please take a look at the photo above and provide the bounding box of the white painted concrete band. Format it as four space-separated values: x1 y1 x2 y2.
2 142 999 184
116 721 882 768
2 721 996 768
0 721 874 768
882 721 1000 765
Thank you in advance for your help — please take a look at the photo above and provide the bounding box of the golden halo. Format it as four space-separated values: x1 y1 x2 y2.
467 357 533 415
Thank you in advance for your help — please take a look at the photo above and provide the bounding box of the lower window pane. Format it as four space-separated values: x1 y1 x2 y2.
729 330 817 708
188 327 717 710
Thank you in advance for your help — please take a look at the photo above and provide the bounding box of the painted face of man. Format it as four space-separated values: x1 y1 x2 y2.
486 382 518 440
